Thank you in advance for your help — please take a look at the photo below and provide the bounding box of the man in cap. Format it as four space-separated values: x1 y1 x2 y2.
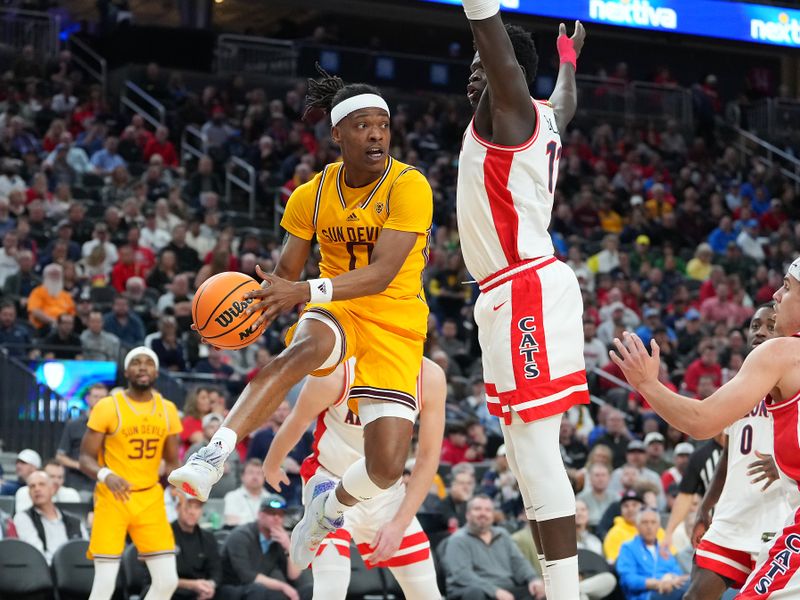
79 346 181 600
660 442 694 492
608 440 665 509
0 448 42 495
644 432 671 475
221 494 303 600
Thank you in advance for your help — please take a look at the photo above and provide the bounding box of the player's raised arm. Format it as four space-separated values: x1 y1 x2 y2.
549 21 585 133
262 368 345 490
610 332 791 439
461 0 536 145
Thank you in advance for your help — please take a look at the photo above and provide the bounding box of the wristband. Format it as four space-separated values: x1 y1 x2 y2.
557 34 577 70
461 0 499 21
308 278 333 303
97 467 113 483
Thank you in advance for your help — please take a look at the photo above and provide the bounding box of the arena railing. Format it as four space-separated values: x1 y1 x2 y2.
120 80 166 130
0 6 60 59
745 98 800 142
216 34 298 77
225 156 258 219
735 126 800 193
67 35 108 99
180 125 205 170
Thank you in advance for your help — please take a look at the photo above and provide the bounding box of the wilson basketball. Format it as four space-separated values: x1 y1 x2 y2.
192 271 267 350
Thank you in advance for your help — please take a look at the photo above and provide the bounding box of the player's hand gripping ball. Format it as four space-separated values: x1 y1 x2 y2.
191 271 267 349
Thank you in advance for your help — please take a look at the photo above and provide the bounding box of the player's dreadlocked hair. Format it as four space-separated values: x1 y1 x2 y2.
505 24 538 85
304 63 382 122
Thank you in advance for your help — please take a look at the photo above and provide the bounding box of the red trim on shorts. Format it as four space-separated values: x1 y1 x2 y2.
483 149 520 265
315 528 352 559
510 266 550 382
694 539 754 587
486 369 589 424
478 257 557 293
300 413 327 482
357 531 430 569
738 507 800 598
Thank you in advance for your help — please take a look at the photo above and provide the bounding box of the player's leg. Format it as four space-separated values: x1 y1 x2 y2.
128 487 179 599
142 554 179 600
88 559 121 600
736 512 800 599
311 538 353 599
687 537 753 600
170 309 348 499
87 488 130 600
683 565 730 600
504 414 580 599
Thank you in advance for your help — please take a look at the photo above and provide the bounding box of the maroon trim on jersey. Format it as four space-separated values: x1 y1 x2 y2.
483 149 520 265
469 99 541 151
695 538 754 587
737 507 800 598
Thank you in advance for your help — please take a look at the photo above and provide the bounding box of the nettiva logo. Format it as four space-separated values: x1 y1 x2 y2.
751 12 800 45
589 0 677 30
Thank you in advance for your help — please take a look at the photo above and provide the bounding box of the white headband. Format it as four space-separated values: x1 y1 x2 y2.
330 93 390 126
124 346 160 371
789 256 800 282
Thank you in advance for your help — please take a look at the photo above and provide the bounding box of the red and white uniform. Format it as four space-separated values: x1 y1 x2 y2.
300 359 430 570
456 100 589 424
739 339 800 598
695 400 792 587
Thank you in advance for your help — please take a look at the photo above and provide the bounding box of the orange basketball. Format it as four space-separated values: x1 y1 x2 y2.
192 271 267 350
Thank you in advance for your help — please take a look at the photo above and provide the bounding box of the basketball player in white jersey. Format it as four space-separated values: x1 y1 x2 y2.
262 357 444 598
455 1 587 597
610 256 800 598
686 303 792 599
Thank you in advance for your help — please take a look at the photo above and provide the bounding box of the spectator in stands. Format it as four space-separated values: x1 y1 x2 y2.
0 300 31 357
156 273 194 315
144 126 178 167
608 440 665 508
201 109 236 155
660 442 694 493
141 211 172 254
682 341 722 394
56 383 108 499
193 347 237 380
15 459 80 513
615 508 688 600
594 409 632 468
221 494 303 600
224 458 270 527
44 132 91 175
90 136 126 175
644 432 671 474
186 412 240 498
44 221 81 264
165 223 201 273
38 313 81 359
686 242 714 281
81 222 119 269
183 155 224 207
576 462 614 529
180 385 213 452
171 493 225 600
439 463 476 531
12 470 86 565
588 234 621 274
583 319 609 371
0 230 20 288
103 294 145 347
441 422 483 465
146 314 186 371
0 449 41 495
560 416 589 469
110 245 148 293
444 495 541 600
80 310 121 361
27 263 76 331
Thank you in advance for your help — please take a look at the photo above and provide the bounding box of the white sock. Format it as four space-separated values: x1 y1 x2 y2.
323 488 350 521
143 554 178 600
545 554 580 600
323 458 388 521
88 560 120 600
209 426 237 456
538 553 551 597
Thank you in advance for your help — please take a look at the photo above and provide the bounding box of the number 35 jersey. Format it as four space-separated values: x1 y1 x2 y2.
705 399 792 554
457 99 559 282
281 157 432 338
87 391 182 491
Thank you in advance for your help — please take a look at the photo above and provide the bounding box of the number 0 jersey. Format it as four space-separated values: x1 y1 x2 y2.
87 391 182 491
457 99 559 281
703 399 792 554
281 157 432 338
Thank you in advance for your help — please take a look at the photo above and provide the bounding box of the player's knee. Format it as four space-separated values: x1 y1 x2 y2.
149 570 178 597
364 455 404 488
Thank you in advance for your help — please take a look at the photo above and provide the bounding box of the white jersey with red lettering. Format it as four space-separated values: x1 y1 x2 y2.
738 345 800 598
704 400 792 554
456 99 559 283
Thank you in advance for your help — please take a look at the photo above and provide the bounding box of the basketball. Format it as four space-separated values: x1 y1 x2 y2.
192 272 267 350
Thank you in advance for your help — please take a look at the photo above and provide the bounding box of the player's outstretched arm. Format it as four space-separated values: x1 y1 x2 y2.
549 21 585 133
262 368 343 490
462 0 536 146
610 332 784 439
370 358 446 562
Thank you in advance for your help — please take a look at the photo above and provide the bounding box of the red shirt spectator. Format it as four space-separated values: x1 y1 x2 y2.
440 424 482 465
110 245 150 292
143 125 178 167
683 343 722 393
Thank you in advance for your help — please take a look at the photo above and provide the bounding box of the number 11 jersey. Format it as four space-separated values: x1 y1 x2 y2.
457 99 559 282
281 157 432 338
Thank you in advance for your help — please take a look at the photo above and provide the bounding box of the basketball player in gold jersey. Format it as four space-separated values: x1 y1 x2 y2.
171 67 433 569
81 347 182 600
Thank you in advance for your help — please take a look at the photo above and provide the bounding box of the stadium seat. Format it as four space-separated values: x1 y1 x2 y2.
0 495 15 515
121 544 150 599
51 539 94 600
346 543 392 599
0 539 54 600
89 286 118 311
56 501 93 524
213 529 230 546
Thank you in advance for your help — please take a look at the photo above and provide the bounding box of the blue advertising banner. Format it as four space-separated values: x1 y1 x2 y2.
420 0 800 48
